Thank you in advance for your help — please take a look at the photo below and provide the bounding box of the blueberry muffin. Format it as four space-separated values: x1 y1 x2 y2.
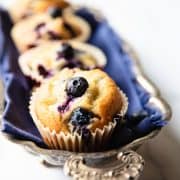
9 0 70 22
29 68 128 151
11 12 91 52
19 41 106 84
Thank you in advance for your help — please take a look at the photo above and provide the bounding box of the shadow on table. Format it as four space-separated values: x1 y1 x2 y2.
138 126 180 180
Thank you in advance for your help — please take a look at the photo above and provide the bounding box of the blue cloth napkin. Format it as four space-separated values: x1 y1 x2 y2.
0 8 167 148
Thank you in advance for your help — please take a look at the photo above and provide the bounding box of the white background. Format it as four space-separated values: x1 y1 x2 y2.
0 0 180 179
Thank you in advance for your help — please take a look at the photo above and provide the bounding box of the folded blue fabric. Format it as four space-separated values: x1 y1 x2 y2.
0 8 167 148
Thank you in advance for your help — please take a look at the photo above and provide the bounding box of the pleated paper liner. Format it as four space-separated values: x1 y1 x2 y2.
29 89 128 152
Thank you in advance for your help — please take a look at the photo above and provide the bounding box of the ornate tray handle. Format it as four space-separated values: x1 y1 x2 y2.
64 150 144 180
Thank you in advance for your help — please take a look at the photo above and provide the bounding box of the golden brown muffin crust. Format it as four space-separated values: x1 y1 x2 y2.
11 13 73 52
19 41 106 83
31 69 125 133
9 0 69 22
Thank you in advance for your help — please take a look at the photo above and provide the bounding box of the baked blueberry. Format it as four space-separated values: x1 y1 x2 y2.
63 22 76 37
56 43 75 60
47 31 61 40
38 65 51 78
34 23 46 39
62 60 84 69
66 77 89 97
70 107 94 126
48 7 63 18
57 96 73 113
35 23 46 31
27 43 37 49
63 43 74 59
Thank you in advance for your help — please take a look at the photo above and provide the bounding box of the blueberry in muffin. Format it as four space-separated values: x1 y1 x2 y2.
66 77 89 97
11 11 91 52
29 68 128 151
48 6 63 18
19 41 107 84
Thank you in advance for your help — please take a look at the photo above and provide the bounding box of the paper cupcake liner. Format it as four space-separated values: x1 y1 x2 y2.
118 89 129 117
34 116 116 152
29 88 128 152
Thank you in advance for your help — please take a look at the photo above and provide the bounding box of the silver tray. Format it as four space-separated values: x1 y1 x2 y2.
0 7 172 180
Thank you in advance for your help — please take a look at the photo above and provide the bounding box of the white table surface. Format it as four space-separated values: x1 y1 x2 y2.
0 0 180 179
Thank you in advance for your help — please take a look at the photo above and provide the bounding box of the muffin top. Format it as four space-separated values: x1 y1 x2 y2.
9 0 70 22
11 13 72 51
11 12 90 52
30 68 127 134
19 41 107 83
